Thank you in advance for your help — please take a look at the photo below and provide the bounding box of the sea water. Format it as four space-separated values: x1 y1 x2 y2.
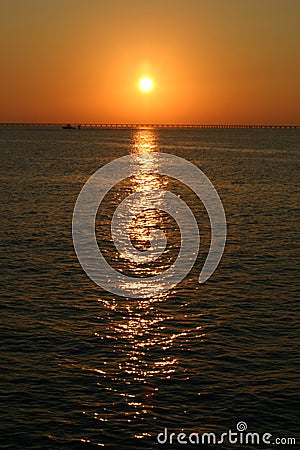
0 126 299 448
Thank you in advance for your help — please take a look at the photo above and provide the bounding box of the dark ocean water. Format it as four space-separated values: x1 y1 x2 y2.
0 127 299 449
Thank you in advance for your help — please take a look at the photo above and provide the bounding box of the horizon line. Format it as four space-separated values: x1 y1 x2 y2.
0 122 299 129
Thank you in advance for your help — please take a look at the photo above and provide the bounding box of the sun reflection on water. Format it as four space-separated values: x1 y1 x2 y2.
131 129 166 193
111 128 172 294
131 128 158 154
87 129 205 443
99 130 178 381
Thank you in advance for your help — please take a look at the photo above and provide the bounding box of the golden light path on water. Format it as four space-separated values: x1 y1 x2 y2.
125 130 166 261
82 129 204 444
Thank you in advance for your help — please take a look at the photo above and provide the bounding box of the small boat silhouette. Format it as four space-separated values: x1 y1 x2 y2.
62 124 81 129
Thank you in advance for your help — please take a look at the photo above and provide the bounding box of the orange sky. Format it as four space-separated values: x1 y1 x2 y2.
0 0 299 124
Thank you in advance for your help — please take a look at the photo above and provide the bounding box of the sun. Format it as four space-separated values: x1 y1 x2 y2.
139 77 154 92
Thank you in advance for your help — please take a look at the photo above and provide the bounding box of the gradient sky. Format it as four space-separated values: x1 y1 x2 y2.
0 0 299 124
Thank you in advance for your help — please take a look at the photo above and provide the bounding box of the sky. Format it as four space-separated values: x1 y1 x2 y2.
0 0 299 124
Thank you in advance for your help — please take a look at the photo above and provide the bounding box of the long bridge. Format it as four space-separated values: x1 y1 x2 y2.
0 123 299 129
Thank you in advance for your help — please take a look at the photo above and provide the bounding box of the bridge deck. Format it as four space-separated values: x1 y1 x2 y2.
0 123 299 129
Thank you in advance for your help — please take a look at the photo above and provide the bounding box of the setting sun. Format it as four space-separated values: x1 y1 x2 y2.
139 77 154 92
